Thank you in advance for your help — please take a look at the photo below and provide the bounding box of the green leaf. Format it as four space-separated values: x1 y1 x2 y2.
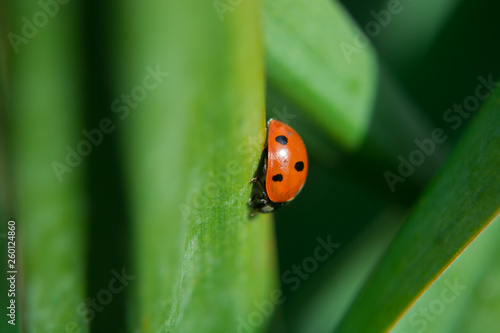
263 0 378 150
334 88 500 332
116 1 277 332
391 214 500 333
5 2 88 332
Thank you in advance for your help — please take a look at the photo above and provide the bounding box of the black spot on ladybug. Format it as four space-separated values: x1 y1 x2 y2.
295 161 304 172
272 174 283 182
275 135 288 145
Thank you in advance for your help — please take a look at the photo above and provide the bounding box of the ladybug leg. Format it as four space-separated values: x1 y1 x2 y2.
248 194 257 206
250 177 270 200
250 177 265 192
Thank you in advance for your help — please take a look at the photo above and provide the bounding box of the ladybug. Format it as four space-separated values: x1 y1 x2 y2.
249 118 308 215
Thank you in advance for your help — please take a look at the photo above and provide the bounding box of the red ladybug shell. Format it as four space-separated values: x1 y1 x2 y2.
265 119 308 203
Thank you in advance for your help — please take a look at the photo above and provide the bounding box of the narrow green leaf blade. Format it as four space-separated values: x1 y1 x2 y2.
391 214 500 333
335 88 500 332
116 2 277 332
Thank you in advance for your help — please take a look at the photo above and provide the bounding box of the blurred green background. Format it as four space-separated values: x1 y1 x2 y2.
0 0 499 333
